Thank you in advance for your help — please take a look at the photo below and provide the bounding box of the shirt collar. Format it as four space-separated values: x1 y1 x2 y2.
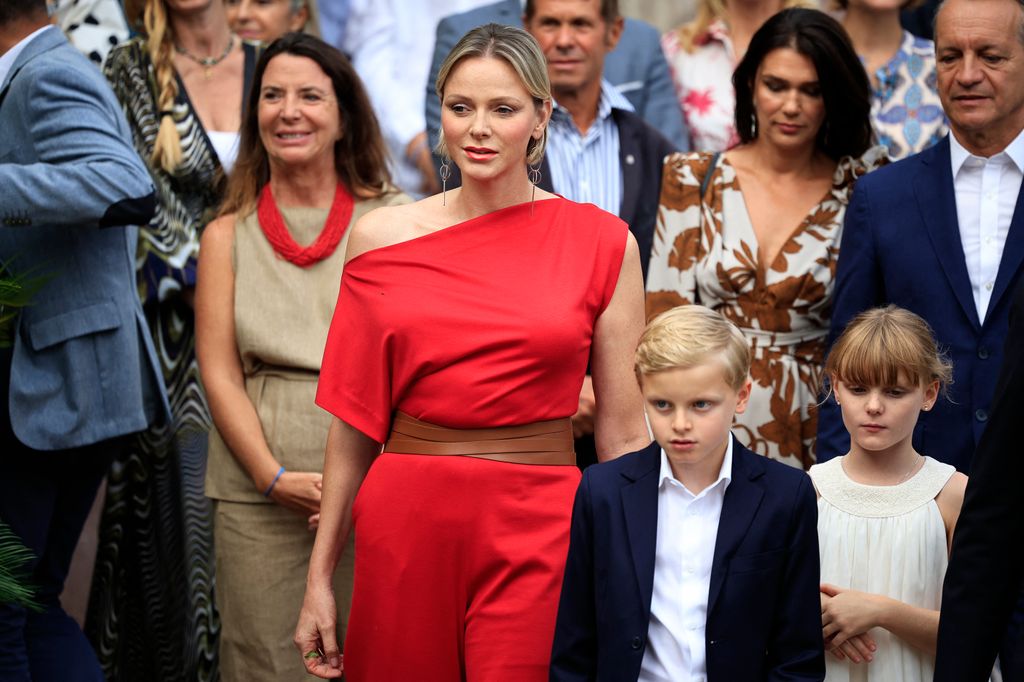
658 435 734 497
0 25 52 90
551 79 634 126
950 126 1024 176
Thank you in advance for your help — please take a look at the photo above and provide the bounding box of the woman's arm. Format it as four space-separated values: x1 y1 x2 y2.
591 232 651 461
645 153 706 318
295 418 380 679
195 216 321 515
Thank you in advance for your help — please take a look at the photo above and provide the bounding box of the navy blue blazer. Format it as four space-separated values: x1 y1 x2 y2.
816 136 1024 473
550 439 824 682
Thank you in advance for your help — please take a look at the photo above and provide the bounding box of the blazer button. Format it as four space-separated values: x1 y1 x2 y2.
975 409 989 422
631 636 643 650
978 347 990 360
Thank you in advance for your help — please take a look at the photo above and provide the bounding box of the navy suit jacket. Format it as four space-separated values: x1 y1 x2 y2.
935 280 1024 680
0 27 167 450
425 0 689 161
550 439 825 682
816 136 1024 472
537 108 676 280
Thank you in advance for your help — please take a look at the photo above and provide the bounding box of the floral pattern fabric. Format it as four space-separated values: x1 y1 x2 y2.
662 21 739 154
646 147 888 469
871 31 947 160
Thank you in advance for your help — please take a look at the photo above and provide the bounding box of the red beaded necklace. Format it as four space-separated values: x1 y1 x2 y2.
256 182 354 267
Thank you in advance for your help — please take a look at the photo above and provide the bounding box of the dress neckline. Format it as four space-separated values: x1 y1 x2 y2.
346 196 565 267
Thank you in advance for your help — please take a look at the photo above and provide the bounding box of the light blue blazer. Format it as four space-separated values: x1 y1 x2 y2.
0 26 168 451
425 0 690 155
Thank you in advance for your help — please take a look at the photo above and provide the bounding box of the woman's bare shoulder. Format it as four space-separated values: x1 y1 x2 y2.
345 195 442 263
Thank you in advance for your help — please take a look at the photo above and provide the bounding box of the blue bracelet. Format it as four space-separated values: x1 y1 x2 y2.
264 465 285 497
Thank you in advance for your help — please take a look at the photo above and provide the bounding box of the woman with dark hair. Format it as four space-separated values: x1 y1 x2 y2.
647 8 887 470
293 22 648 681
195 33 406 681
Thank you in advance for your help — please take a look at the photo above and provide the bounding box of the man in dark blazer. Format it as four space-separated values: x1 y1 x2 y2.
0 1 166 678
550 436 824 681
425 0 688 170
935 279 1024 681
816 0 1024 473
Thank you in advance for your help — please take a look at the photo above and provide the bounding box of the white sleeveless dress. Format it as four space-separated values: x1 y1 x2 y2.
808 456 955 682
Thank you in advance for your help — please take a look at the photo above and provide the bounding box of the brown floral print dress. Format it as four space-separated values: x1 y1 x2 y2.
646 148 888 469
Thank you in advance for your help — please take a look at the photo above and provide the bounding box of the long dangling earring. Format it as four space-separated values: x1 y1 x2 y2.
750 112 758 138
528 162 542 216
440 157 452 206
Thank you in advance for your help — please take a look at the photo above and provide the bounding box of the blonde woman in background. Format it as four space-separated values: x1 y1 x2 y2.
87 1 259 679
226 0 312 44
662 0 814 151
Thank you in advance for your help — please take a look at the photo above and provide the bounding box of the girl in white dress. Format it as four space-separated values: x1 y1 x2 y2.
809 306 967 682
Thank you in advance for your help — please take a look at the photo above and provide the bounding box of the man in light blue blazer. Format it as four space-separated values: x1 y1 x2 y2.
0 1 166 678
425 0 689 170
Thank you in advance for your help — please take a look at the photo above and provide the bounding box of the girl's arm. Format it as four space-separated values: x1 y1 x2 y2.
821 471 969 657
821 584 939 656
195 216 322 515
591 232 651 461
294 418 380 679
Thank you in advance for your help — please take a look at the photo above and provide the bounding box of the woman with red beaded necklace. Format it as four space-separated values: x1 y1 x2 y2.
194 33 406 682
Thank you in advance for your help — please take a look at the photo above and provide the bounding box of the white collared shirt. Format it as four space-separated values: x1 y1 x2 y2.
0 25 52 89
949 128 1024 323
546 80 633 216
638 437 734 682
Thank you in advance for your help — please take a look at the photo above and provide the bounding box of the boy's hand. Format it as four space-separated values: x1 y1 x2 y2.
820 583 885 652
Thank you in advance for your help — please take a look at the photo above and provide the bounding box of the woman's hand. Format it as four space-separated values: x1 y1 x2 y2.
294 581 343 679
821 591 877 663
268 471 322 517
821 583 886 652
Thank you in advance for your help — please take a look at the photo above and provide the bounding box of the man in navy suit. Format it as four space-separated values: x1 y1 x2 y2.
425 0 688 168
816 0 1024 474
0 1 165 678
551 306 823 682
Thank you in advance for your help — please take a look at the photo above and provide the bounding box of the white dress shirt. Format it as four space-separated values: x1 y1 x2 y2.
547 80 632 216
0 25 52 88
950 128 1024 323
639 437 734 682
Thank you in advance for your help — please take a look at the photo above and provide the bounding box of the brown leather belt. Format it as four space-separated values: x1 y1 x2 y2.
383 411 576 466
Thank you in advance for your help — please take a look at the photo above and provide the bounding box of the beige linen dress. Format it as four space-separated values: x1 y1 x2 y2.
205 192 408 681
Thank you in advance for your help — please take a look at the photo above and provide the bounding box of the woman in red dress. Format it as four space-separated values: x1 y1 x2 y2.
294 23 650 681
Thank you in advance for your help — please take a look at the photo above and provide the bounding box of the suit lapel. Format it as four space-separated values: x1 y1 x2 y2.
620 444 661 613
614 109 641 227
0 27 62 108
913 138 982 331
986 182 1024 324
707 441 765 618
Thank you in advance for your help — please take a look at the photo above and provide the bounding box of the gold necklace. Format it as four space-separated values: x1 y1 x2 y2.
174 35 235 79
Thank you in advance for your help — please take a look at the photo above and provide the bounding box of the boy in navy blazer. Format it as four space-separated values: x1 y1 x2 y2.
550 306 824 681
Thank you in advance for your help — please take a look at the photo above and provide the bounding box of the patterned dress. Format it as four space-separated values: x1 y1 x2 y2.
869 31 947 160
661 21 739 154
85 39 257 682
646 148 888 469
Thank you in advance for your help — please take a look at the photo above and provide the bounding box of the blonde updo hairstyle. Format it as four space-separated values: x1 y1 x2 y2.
635 306 751 391
824 305 953 398
434 23 551 166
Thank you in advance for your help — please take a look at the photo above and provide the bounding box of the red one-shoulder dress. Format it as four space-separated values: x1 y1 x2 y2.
316 197 627 681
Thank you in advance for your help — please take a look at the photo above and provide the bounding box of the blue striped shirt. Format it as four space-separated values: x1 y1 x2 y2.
546 81 634 216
